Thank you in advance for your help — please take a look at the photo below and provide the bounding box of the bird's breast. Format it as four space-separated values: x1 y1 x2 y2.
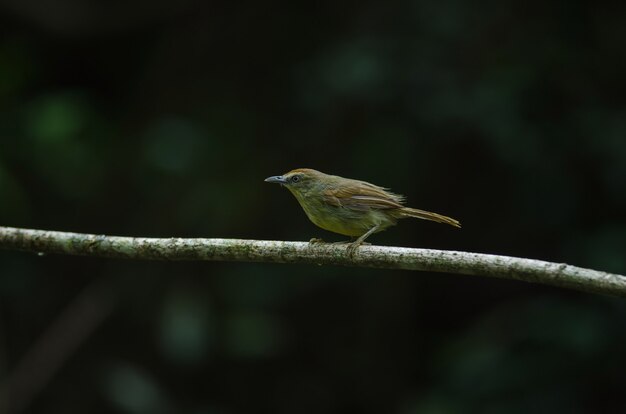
292 191 395 237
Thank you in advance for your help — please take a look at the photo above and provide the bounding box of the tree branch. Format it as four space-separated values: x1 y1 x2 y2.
1 226 625 297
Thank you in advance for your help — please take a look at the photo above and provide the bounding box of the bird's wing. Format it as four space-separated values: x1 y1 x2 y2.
322 181 405 211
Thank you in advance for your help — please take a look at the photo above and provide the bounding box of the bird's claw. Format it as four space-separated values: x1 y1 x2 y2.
346 242 360 257
309 238 369 256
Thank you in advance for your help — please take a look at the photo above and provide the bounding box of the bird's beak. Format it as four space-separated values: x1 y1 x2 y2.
264 175 288 184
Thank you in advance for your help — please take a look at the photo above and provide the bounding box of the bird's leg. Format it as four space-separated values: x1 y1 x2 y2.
347 225 379 256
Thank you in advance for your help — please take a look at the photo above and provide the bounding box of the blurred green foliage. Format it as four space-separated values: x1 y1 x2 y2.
1 0 626 413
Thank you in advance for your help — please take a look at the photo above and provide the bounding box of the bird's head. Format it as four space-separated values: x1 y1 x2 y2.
264 168 324 196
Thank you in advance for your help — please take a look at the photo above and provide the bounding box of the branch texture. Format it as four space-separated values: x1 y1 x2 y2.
1 226 625 297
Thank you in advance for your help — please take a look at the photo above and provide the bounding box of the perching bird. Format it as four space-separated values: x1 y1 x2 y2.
265 168 460 254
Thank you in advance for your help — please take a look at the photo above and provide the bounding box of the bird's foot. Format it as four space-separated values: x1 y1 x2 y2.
346 241 371 256
346 241 360 257
309 238 325 244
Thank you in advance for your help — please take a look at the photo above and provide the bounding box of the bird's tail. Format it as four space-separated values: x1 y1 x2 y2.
399 207 461 228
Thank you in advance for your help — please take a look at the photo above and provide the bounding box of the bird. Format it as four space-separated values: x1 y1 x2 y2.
264 168 460 254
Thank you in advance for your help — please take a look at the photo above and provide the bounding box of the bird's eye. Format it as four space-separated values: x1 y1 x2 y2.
291 175 300 183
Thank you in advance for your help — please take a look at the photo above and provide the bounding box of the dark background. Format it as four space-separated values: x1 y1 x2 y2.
1 1 626 413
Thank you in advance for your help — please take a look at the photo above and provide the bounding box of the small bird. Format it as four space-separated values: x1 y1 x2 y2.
265 168 460 254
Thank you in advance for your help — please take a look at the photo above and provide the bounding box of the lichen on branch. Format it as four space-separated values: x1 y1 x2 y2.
1 226 625 297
